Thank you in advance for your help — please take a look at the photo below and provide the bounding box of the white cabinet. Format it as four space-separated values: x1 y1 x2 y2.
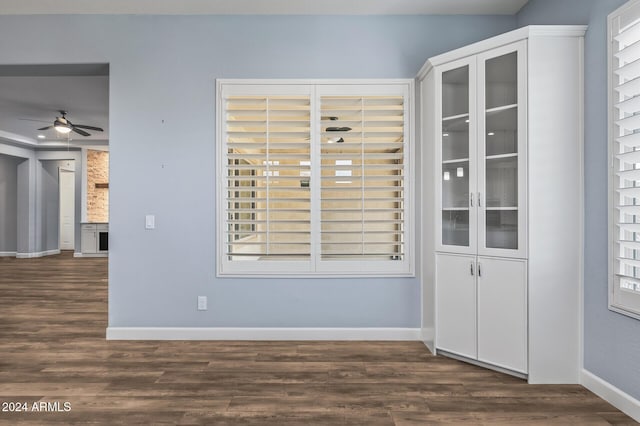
476 256 527 373
435 253 477 359
420 26 586 383
81 223 108 255
436 253 527 374
81 224 97 254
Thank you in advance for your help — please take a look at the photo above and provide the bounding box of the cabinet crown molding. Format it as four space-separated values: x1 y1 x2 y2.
416 25 588 80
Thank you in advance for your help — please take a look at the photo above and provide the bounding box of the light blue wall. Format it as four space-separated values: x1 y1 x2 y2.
0 154 21 252
518 0 640 400
0 14 516 328
0 143 83 255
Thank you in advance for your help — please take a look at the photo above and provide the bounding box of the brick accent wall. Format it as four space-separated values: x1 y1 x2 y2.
87 149 109 222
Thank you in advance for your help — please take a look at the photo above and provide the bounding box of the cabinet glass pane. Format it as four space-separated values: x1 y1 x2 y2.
485 156 517 208
442 162 469 208
486 52 517 110
442 65 470 247
443 210 470 247
484 51 518 250
486 108 517 156
442 66 469 118
442 116 469 161
486 210 517 249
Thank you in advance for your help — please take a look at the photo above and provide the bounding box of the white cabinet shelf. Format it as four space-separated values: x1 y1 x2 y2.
420 25 586 384
442 112 470 121
442 158 469 164
486 103 518 114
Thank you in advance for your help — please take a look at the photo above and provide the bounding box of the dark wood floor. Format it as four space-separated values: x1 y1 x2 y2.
0 253 636 425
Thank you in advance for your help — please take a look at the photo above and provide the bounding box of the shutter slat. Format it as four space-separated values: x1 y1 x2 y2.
617 149 640 163
618 222 640 232
616 131 640 148
617 186 640 197
615 19 640 47
617 39 640 64
615 76 640 98
615 57 640 80
617 168 640 180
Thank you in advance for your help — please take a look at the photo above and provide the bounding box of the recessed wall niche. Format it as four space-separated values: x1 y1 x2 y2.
86 149 109 222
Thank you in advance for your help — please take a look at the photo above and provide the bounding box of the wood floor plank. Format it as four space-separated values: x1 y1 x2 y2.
0 252 636 425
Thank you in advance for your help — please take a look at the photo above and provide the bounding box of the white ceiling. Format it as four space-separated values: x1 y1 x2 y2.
0 0 529 15
0 71 109 147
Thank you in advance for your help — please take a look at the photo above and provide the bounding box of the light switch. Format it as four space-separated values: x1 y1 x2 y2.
145 215 155 229
197 296 207 311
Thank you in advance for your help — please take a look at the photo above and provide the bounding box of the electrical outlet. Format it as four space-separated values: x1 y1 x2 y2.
197 296 207 311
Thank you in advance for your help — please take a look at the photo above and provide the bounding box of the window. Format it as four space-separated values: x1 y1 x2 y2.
609 0 640 319
217 81 414 276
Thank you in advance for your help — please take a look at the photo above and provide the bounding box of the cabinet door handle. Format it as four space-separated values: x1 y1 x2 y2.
478 262 482 277
470 262 474 276
470 192 474 207
478 192 482 207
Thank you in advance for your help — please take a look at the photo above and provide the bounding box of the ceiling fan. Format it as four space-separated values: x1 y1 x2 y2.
37 110 104 137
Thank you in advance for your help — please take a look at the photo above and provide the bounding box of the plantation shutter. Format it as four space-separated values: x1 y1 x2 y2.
225 94 311 260
319 95 405 260
611 0 640 316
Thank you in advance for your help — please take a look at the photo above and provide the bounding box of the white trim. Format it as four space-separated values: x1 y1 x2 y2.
581 369 640 422
0 130 37 147
15 249 60 258
438 349 528 380
578 35 585 375
216 79 415 277
417 25 587 79
421 327 435 354
0 251 17 257
106 327 421 341
74 252 108 258
218 78 413 86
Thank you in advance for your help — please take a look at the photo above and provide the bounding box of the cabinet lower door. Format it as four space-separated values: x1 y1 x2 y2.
436 253 477 359
81 226 97 254
477 256 527 373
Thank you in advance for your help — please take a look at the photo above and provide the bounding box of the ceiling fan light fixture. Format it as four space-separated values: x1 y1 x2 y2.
54 119 72 134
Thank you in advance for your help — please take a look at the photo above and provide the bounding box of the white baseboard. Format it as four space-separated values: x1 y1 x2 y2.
0 251 17 257
16 249 60 259
421 327 435 354
581 369 640 422
106 327 421 341
73 252 107 258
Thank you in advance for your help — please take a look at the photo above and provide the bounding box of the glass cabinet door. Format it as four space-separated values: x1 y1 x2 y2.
439 59 476 253
477 42 527 258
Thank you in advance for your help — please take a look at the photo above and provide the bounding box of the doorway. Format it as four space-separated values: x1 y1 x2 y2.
59 168 75 250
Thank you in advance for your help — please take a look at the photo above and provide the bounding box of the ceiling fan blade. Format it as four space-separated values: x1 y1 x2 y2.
37 126 53 131
73 124 104 132
71 127 90 137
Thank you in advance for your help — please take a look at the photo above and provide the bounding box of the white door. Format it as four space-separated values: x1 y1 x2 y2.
436 56 478 256
436 253 477 359
59 169 75 250
476 41 528 259
477 256 527 373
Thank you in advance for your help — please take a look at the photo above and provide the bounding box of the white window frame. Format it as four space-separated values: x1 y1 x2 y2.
216 79 415 277
609 0 640 320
